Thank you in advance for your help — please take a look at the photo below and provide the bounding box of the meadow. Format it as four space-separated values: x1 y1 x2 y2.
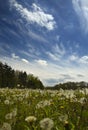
0 88 88 130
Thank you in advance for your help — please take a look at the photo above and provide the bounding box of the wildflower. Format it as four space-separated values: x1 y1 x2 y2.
59 114 68 122
40 118 54 130
5 108 17 120
5 113 13 120
36 100 52 109
4 100 10 105
25 116 37 123
12 108 17 117
1 122 11 130
79 97 87 105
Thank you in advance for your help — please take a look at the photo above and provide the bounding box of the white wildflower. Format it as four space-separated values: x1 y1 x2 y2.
79 97 87 104
5 108 17 120
5 113 13 120
36 100 52 109
4 100 10 105
59 114 68 122
1 122 11 130
25 116 37 123
40 118 54 130
12 108 17 117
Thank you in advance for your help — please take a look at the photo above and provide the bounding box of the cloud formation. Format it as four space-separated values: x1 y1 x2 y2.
72 0 88 33
79 55 88 64
9 0 56 30
47 43 66 61
28 30 48 43
69 54 78 61
22 58 29 63
35 59 48 66
11 53 19 59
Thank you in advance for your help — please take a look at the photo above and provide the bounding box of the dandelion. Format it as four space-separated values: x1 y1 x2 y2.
59 114 68 122
40 118 54 130
5 113 13 120
79 97 87 105
36 100 52 109
5 108 17 120
12 108 17 117
25 116 37 123
1 122 11 130
4 100 10 105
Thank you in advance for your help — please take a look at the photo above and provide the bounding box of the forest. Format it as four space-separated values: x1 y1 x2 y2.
0 62 44 89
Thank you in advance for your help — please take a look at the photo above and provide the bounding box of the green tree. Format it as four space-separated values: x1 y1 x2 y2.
27 74 44 89
0 62 3 87
18 71 27 88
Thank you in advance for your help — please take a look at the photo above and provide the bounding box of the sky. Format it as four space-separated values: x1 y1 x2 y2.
0 0 88 86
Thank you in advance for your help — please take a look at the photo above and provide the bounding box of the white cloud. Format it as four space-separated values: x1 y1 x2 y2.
69 54 88 64
19 47 40 59
35 59 48 66
79 55 88 64
53 43 66 56
69 55 78 61
28 30 48 43
22 58 29 63
0 43 11 55
72 0 88 32
9 0 56 30
47 43 66 61
11 53 19 59
46 52 60 61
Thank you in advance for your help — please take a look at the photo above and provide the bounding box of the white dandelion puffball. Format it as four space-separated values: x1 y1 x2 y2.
25 116 37 123
40 118 54 130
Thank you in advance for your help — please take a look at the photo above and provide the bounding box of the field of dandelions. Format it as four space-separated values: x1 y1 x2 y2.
0 88 88 130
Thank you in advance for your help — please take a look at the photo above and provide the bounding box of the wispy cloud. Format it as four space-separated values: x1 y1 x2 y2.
19 46 41 59
69 54 88 64
79 55 88 64
69 54 78 61
11 53 19 59
9 0 56 30
35 59 48 66
46 52 61 61
28 30 48 43
11 53 29 64
0 43 11 56
72 0 88 33
53 43 66 56
22 58 29 63
47 43 66 61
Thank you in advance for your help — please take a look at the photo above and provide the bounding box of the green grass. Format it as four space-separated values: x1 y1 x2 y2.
0 88 88 130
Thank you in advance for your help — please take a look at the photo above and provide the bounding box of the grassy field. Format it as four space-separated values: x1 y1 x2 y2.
0 88 88 130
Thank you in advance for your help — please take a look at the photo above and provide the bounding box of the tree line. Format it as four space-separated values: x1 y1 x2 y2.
46 81 88 90
0 62 44 89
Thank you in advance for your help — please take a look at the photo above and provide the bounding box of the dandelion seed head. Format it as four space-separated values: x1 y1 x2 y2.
40 118 54 130
4 100 10 105
1 122 11 130
25 116 37 123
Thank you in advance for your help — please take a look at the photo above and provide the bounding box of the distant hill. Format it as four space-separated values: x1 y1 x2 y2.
46 81 88 90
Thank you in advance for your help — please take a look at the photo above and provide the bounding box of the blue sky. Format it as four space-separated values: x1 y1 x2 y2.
0 0 88 86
